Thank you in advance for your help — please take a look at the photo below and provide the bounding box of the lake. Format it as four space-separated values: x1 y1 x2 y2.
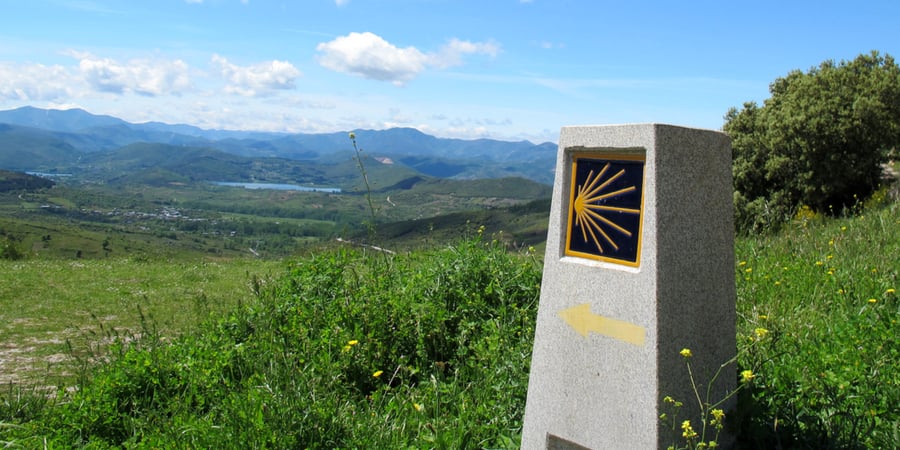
212 181 341 193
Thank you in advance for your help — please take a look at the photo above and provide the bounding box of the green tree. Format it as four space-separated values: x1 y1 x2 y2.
725 51 900 233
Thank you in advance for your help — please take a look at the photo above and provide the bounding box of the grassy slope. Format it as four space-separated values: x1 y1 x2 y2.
730 201 899 448
0 257 284 386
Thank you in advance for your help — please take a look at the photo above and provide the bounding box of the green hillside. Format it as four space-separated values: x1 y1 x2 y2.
0 170 55 192
91 143 253 184
0 124 81 171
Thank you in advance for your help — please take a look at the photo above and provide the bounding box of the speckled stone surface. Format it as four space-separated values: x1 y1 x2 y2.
521 124 735 450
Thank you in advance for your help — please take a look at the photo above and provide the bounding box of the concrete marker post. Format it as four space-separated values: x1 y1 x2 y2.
521 124 735 449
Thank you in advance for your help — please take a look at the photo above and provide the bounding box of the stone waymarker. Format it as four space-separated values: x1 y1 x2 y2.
521 124 735 449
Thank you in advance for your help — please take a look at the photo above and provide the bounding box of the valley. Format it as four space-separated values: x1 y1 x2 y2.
0 106 556 259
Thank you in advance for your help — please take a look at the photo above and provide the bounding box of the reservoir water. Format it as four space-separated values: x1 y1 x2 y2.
212 181 341 193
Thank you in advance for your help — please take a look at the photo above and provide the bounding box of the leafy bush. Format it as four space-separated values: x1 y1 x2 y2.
1 235 24 260
725 51 900 233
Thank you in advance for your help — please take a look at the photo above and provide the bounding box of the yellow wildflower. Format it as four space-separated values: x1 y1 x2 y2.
741 370 755 383
679 348 692 359
342 339 360 353
413 403 424 412
887 288 896 295
868 298 877 304
372 370 384 378
681 420 698 439
754 327 769 340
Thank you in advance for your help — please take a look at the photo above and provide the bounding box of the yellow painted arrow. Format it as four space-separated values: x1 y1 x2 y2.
558 304 646 347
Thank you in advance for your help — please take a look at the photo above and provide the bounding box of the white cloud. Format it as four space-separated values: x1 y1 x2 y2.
316 32 500 86
335 0 349 6
212 55 302 96
0 63 77 101
69 51 192 96
316 32 428 86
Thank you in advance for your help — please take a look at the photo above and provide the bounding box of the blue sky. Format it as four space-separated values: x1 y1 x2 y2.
0 0 897 143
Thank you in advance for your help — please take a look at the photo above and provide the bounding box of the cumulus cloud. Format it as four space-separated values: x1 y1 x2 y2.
68 51 192 96
316 32 428 86
212 54 302 96
0 63 77 101
316 32 500 86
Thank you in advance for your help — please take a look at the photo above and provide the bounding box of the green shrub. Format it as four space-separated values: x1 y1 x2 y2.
1 235 24 260
726 51 900 234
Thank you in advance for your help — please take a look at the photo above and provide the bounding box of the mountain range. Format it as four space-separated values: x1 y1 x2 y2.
0 106 557 186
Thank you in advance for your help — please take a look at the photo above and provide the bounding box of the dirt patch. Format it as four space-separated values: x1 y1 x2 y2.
0 327 134 387
0 339 71 385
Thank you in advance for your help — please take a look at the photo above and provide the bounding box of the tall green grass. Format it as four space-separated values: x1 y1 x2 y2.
733 201 899 448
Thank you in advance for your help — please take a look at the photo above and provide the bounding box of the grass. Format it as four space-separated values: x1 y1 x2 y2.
732 201 899 448
0 257 283 386
1 233 541 448
0 198 896 448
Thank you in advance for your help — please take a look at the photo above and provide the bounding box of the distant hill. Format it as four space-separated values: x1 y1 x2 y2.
0 106 127 132
88 143 253 185
0 106 557 184
0 169 55 192
0 123 81 170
